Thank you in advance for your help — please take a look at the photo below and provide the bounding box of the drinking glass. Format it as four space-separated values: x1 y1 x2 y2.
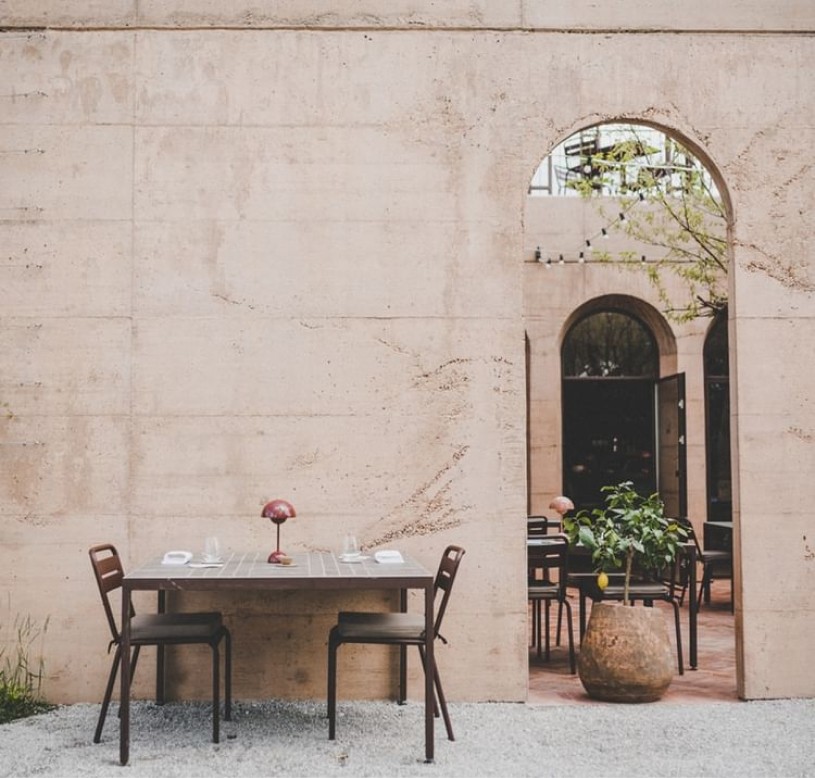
203 536 221 562
342 535 360 559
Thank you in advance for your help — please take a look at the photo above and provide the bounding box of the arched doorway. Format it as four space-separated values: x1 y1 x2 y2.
559 300 686 517
523 120 737 700
524 119 728 524
563 308 657 510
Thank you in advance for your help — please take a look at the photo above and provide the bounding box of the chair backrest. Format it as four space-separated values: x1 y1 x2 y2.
527 534 570 592
89 543 128 643
527 516 552 537
431 545 466 639
667 517 702 593
674 517 703 556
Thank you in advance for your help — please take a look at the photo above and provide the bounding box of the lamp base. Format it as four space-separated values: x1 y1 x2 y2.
268 549 285 564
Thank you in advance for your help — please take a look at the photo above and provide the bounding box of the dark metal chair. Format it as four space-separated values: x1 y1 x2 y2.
88 543 232 744
675 518 733 610
527 515 561 537
327 545 465 742
527 534 576 674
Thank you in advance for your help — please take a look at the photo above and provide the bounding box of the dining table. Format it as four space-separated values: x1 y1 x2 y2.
119 550 436 765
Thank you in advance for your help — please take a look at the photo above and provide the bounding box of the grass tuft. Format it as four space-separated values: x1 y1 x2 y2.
0 613 55 724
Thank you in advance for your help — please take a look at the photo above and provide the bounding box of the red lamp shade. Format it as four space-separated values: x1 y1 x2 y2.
262 499 297 523
549 496 575 516
262 499 296 563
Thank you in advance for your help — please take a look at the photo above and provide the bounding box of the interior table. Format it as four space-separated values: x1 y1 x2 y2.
119 551 436 765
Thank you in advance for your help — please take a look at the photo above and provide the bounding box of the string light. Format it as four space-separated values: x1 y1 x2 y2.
528 187 690 266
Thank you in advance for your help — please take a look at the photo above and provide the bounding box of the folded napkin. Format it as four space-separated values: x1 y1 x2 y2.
374 550 404 564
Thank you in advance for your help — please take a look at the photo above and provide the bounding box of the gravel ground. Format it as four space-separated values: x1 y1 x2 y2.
1 698 814 777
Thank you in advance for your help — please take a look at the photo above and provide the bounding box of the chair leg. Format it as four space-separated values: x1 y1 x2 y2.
671 600 684 675
156 645 165 705
562 598 576 675
211 643 220 743
94 645 122 743
418 645 453 741
432 662 454 741
327 628 339 740
699 566 713 606
398 644 407 705
555 600 563 647
129 644 141 685
224 629 232 721
117 645 141 720
544 600 551 660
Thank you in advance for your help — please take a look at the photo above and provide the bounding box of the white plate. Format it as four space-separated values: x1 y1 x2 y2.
339 554 369 564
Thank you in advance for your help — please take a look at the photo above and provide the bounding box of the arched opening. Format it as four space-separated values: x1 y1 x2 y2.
523 119 737 702
561 307 660 512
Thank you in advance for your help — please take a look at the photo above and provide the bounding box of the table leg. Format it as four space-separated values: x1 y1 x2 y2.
399 589 407 704
156 591 166 704
120 583 131 765
424 583 434 763
688 545 698 669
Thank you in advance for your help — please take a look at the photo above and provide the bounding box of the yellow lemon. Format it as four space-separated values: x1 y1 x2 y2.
597 571 609 590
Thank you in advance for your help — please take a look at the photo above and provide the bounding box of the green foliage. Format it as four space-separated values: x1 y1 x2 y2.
563 481 688 605
568 125 728 322
0 614 54 724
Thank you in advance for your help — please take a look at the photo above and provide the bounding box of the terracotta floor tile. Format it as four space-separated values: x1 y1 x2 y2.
528 580 737 705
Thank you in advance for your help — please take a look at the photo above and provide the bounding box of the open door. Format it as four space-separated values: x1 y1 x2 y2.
656 372 687 518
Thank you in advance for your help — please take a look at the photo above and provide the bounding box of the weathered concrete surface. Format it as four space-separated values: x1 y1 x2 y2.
0 8 813 706
2 1 814 30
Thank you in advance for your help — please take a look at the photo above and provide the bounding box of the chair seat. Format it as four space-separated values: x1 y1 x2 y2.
336 611 425 641
131 612 224 644
528 583 560 599
702 549 731 564
598 583 670 599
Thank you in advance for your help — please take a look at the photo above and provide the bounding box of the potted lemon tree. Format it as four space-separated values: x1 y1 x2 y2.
563 481 688 702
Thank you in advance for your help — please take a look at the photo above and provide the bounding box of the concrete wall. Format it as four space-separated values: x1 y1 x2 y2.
1 3 813 704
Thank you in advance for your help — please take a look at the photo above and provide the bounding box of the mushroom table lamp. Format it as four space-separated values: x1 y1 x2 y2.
549 495 575 517
262 499 297 563
549 495 574 518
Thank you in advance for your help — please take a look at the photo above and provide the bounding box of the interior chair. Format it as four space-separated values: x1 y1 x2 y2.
676 518 733 611
576 556 685 675
527 515 561 537
527 534 576 674
88 543 232 744
327 545 465 742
